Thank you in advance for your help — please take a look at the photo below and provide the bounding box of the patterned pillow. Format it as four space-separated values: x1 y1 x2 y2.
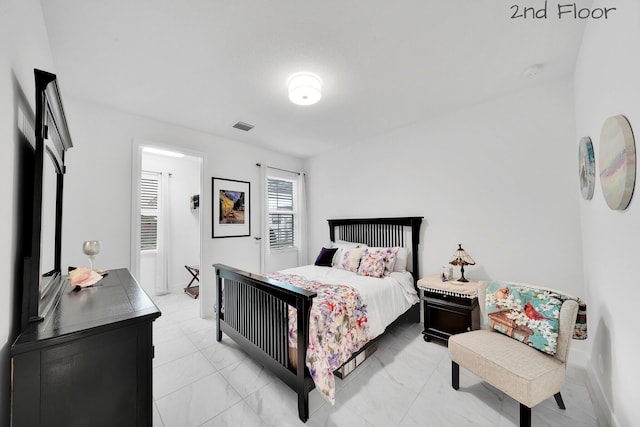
328 241 362 267
335 247 366 273
357 250 386 278
366 247 399 276
485 281 563 355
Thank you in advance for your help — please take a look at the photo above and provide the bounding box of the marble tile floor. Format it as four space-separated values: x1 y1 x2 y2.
151 292 599 427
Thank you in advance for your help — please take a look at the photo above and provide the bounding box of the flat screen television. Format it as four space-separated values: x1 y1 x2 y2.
21 69 73 329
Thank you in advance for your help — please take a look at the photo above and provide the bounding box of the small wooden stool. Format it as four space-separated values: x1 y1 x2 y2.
184 265 200 299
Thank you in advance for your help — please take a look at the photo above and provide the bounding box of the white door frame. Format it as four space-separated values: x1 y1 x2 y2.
130 138 206 317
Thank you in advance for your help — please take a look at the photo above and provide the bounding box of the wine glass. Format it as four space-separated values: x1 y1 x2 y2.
82 240 101 271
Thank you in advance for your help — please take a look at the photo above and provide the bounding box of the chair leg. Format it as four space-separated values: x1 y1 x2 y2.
554 392 566 410
519 403 531 427
452 361 459 390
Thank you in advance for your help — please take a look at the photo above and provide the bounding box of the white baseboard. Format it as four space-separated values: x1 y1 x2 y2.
585 364 618 427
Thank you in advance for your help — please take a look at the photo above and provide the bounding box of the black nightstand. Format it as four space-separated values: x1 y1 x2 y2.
418 275 480 345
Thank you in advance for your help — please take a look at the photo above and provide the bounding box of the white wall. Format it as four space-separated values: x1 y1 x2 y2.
574 1 640 426
139 152 201 294
0 1 55 425
305 78 588 362
61 99 303 317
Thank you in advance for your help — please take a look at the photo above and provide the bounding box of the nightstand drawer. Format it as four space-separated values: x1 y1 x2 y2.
423 291 474 307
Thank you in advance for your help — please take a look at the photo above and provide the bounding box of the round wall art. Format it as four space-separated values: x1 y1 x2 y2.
598 115 636 210
578 136 595 200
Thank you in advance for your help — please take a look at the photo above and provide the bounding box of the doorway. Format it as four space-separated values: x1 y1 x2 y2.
131 140 204 314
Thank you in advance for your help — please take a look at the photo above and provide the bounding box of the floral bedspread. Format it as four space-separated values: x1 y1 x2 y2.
267 272 370 404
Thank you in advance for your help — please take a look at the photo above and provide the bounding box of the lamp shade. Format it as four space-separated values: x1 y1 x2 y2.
449 244 475 282
449 244 475 266
288 72 322 106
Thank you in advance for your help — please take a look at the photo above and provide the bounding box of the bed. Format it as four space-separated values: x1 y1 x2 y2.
213 217 423 422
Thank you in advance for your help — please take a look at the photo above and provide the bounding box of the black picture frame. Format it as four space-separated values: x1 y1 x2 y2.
212 177 250 238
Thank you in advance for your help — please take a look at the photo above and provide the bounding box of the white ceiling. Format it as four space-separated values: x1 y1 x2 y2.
40 1 590 158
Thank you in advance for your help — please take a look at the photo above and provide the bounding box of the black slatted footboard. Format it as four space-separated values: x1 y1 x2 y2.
214 264 317 422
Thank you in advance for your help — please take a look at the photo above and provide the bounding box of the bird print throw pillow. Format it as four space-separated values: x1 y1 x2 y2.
485 282 562 355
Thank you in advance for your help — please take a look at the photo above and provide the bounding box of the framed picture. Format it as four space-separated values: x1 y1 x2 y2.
212 177 250 238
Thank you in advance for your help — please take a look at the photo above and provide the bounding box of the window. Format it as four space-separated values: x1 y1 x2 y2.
268 177 297 250
140 171 159 251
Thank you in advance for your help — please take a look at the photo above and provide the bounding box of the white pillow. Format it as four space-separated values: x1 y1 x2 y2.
331 240 363 248
393 247 409 273
335 247 366 273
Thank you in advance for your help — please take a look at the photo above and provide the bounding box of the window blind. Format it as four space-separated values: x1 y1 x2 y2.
267 178 296 250
140 174 159 251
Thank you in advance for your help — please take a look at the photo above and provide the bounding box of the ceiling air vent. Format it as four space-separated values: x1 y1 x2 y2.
232 121 254 131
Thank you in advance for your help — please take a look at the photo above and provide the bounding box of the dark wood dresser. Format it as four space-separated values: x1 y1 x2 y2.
11 268 161 427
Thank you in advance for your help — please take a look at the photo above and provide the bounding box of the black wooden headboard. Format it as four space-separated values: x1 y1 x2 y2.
327 217 423 283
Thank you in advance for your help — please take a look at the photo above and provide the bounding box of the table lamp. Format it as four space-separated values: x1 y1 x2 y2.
449 244 475 282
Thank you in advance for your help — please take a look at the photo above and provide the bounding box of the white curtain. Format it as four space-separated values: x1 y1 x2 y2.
297 172 308 266
155 172 171 294
260 164 269 273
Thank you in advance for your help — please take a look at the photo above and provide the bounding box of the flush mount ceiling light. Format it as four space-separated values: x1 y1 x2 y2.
287 72 322 106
